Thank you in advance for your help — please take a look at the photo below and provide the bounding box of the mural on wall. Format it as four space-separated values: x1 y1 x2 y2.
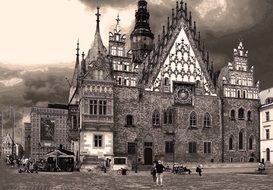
40 118 55 141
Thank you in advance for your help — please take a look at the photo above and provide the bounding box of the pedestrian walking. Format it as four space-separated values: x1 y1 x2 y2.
196 164 203 176
151 162 157 184
156 160 165 186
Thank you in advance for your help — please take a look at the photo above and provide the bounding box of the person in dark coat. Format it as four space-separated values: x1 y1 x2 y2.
151 162 157 184
196 164 203 176
156 160 165 186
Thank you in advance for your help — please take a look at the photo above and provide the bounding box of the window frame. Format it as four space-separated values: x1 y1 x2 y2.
165 141 174 154
189 112 197 128
94 135 103 148
204 142 212 154
152 109 160 127
188 142 197 154
203 113 211 128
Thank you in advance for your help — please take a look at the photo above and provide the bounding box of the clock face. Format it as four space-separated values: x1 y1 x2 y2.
173 85 193 105
178 89 189 100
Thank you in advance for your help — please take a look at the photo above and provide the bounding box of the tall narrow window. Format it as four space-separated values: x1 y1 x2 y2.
99 100 107 115
163 111 168 124
266 148 270 162
204 113 211 128
189 112 197 128
163 109 173 124
152 110 160 126
243 91 246 99
90 100 98 115
230 110 235 120
128 142 136 154
229 136 233 150
238 108 245 120
126 115 133 126
165 141 174 154
189 142 197 153
204 142 211 154
94 135 102 148
247 111 252 121
249 137 253 150
237 90 241 98
266 129 270 140
266 112 270 121
239 131 244 150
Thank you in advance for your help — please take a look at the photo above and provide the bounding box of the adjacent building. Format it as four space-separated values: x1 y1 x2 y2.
0 112 3 157
30 104 69 159
68 0 260 167
23 122 31 158
1 134 14 157
259 87 273 163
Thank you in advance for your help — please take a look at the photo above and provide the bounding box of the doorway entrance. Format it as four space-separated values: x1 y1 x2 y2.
144 148 153 165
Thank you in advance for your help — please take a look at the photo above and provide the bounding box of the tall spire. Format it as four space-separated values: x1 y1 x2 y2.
87 6 107 60
95 6 101 33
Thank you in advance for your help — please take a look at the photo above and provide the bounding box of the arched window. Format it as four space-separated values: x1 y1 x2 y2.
189 112 197 128
163 109 173 125
164 77 170 86
229 136 233 150
243 91 246 99
230 110 235 120
238 108 245 120
237 90 241 98
196 80 201 88
126 115 133 126
204 113 211 128
152 110 160 126
266 148 270 162
247 111 252 121
99 70 103 80
249 136 253 150
239 131 244 150
163 77 170 92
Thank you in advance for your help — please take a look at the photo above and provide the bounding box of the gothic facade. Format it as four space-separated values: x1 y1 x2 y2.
68 0 260 167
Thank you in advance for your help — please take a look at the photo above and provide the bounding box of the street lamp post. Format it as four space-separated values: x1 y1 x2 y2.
134 138 138 173
172 138 176 173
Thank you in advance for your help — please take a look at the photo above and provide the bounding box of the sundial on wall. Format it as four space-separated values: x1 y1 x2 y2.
173 83 193 105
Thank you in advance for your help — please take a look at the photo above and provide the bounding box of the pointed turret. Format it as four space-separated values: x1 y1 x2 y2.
71 40 80 88
130 0 154 64
87 6 107 60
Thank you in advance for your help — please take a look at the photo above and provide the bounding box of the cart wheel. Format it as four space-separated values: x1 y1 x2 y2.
117 170 122 175
126 170 130 175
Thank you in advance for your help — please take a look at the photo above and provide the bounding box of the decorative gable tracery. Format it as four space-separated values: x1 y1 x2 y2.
137 1 215 96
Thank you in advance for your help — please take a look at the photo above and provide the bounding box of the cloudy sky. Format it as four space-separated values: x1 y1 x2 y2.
0 0 273 135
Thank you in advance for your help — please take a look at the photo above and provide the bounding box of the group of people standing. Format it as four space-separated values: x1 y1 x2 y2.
151 161 204 186
151 160 164 186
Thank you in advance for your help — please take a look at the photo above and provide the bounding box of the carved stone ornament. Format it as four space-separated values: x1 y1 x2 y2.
173 84 193 105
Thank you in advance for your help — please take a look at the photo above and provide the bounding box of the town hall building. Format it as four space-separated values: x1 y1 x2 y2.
68 0 260 167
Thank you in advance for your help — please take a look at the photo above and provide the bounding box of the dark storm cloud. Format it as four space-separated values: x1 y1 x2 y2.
22 68 72 106
79 0 134 8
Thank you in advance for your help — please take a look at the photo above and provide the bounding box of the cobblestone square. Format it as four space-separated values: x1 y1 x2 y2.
1 162 273 190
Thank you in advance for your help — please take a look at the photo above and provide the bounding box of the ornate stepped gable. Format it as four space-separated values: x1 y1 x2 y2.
138 1 215 95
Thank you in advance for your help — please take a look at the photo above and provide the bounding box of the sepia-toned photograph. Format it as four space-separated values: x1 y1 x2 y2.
1 0 273 189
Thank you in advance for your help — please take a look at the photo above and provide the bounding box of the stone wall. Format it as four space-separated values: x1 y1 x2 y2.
222 98 260 162
113 86 222 164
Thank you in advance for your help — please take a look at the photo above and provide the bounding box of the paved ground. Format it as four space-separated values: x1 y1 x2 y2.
1 161 273 190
